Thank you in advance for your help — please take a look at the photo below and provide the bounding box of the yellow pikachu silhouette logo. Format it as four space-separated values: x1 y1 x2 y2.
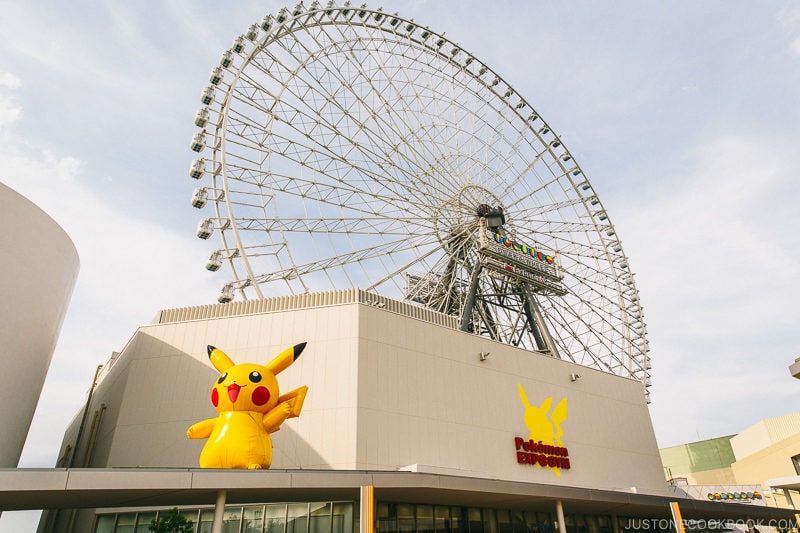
515 383 570 475
187 344 308 469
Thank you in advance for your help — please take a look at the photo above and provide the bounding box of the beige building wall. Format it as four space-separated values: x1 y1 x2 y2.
679 467 737 485
57 295 668 495
0 183 79 468
731 432 800 509
730 413 800 461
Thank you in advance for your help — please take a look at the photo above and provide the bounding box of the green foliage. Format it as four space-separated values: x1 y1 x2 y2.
148 508 194 533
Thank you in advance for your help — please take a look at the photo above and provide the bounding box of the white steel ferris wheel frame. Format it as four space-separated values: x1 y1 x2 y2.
188 2 652 398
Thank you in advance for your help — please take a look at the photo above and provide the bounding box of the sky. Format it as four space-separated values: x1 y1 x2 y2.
1 0 799 529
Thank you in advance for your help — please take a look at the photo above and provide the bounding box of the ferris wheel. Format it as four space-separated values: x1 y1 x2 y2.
188 2 651 397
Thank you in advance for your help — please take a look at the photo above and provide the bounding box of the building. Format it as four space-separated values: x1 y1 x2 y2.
0 290 789 532
0 183 79 468
732 414 800 509
660 414 800 510
660 437 737 486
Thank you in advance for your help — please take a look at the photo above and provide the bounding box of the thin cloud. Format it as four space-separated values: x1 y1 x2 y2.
0 71 21 89
0 71 22 127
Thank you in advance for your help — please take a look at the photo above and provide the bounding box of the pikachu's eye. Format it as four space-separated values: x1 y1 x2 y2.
249 371 262 383
217 372 228 384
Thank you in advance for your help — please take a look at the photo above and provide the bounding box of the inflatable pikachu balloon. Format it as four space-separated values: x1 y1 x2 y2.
186 343 308 469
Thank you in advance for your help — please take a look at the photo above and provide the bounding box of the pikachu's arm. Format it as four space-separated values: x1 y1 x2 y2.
186 418 217 439
280 385 308 417
262 386 308 433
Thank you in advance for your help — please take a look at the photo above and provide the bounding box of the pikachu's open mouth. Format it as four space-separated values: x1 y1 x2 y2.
228 384 244 403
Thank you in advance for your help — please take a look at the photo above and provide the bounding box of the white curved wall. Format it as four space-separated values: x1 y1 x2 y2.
0 183 79 467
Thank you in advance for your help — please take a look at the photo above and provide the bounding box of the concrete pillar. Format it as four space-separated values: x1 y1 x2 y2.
555 500 566 533
668 502 685 533
211 490 227 533
360 486 375 533
784 489 795 510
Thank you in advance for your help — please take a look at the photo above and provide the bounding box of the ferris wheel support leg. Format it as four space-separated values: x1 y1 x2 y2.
521 284 561 358
521 294 548 352
459 263 484 333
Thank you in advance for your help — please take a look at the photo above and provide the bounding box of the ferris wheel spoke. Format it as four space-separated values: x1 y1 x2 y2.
509 196 591 221
221 120 449 215
233 215 434 236
226 83 463 212
510 218 601 235
556 295 633 368
294 27 524 206
364 241 445 292
265 167 440 216
324 30 454 176
544 301 618 372
301 31 448 167
247 33 462 204
331 30 510 197
216 241 289 259
496 150 552 200
386 57 492 188
251 233 438 286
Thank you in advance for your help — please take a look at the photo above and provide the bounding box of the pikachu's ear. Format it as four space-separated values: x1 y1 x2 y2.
517 383 531 408
207 345 235 373
540 396 553 413
552 397 568 425
265 342 306 376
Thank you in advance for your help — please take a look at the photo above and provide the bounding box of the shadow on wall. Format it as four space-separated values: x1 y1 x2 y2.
54 331 327 470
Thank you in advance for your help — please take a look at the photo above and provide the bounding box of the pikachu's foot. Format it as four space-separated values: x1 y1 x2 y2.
247 464 263 470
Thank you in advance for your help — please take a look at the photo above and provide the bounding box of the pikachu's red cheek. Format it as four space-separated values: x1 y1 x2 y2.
252 386 270 406
211 387 219 407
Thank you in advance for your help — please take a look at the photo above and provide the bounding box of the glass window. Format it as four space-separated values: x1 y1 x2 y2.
95 515 116 533
417 505 434 533
483 509 497 533
332 502 354 533
199 509 215 533
265 504 287 533
792 454 800 476
510 511 527 533
536 513 554 533
135 512 157 533
117 513 136 533
448 507 462 533
287 503 309 533
396 504 415 533
496 510 512 533
565 514 586 533
183 509 200 531
222 507 242 533
244 505 266 533
434 506 451 533
377 502 396 533
586 515 608 533
466 508 483 533
310 502 332 533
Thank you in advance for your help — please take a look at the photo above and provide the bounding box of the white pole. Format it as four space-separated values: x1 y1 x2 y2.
211 490 227 533
555 500 567 533
360 486 375 533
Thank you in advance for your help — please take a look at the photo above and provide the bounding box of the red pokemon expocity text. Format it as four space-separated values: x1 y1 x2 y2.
514 437 571 469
